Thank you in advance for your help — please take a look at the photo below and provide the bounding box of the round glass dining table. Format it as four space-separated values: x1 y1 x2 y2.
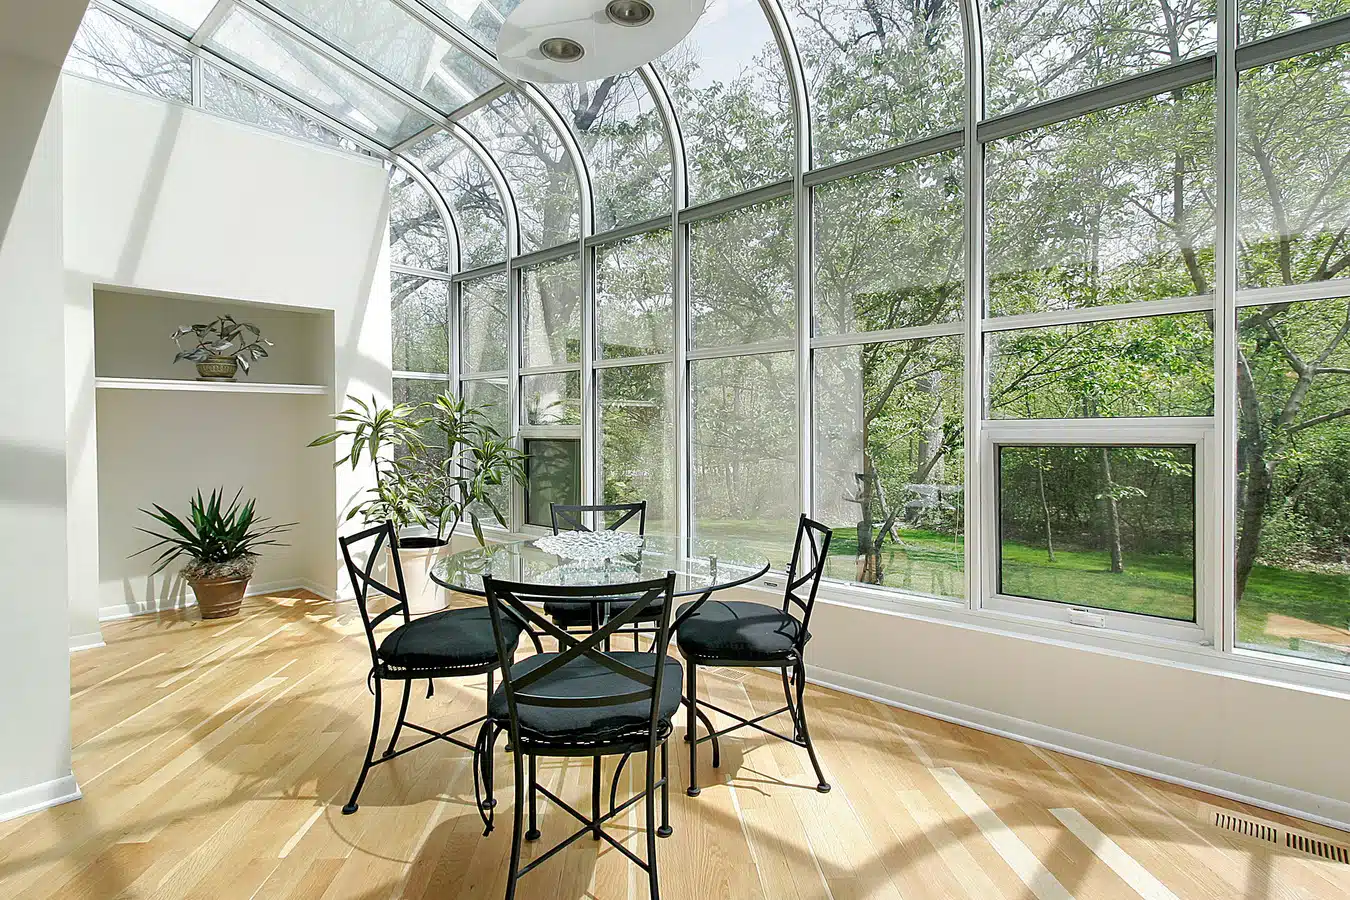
429 533 771 600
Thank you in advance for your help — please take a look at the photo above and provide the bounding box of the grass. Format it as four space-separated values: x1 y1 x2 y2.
697 519 1350 655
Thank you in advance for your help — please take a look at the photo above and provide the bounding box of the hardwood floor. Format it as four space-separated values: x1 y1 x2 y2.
6 590 1350 899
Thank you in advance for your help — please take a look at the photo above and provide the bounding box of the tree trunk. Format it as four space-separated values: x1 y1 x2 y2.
1100 448 1125 574
1036 449 1055 563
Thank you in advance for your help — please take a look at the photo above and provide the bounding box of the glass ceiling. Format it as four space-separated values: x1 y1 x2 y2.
69 0 1350 262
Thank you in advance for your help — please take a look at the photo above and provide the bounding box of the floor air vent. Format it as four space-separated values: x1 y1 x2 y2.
1201 803 1350 863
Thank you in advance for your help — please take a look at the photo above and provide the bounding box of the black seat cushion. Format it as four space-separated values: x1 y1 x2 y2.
379 606 520 674
489 652 683 745
543 597 666 628
675 600 806 663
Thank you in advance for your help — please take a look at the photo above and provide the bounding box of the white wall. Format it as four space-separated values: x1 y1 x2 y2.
802 596 1350 829
0 67 79 820
62 77 392 632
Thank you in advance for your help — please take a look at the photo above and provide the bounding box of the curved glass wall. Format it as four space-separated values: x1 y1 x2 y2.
785 0 964 166
408 131 508 269
77 0 1350 673
540 74 674 233
461 92 580 254
657 0 794 203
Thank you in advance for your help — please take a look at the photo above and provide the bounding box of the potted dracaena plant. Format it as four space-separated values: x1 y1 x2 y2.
309 392 522 613
172 315 272 382
133 488 293 619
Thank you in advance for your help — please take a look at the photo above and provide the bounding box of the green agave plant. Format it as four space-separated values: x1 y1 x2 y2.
133 488 293 577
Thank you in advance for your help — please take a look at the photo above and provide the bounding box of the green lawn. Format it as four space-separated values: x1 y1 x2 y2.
698 520 1350 651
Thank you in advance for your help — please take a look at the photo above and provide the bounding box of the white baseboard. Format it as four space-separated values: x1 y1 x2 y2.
68 633 105 653
808 664 1350 834
0 774 81 824
98 578 335 623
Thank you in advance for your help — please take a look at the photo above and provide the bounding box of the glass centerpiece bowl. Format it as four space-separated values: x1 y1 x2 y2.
533 529 645 561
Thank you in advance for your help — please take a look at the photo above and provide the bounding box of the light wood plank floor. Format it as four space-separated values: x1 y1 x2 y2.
6 590 1350 899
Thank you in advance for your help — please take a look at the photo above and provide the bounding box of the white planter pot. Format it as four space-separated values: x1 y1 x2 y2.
391 538 450 615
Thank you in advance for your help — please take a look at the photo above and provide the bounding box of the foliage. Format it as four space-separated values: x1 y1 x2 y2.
309 395 429 531
133 488 292 577
172 315 272 374
310 392 523 545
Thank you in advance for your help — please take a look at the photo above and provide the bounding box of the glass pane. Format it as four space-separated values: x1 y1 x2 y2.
525 438 582 528
814 153 964 337
597 230 674 359
982 0 1215 116
1235 297 1350 665
120 0 218 34
521 256 581 368
985 313 1215 419
65 7 193 103
1240 1 1350 44
998 445 1197 621
986 84 1216 316
599 365 676 535
408 131 508 269
657 0 793 204
691 352 799 569
202 64 369 154
1238 47 1350 290
394 377 451 471
209 6 435 146
462 92 580 253
689 197 795 349
814 338 965 599
389 167 449 271
265 0 500 114
464 376 511 524
392 274 449 373
522 372 581 426
784 0 964 166
540 75 673 232
420 0 515 47
460 272 508 374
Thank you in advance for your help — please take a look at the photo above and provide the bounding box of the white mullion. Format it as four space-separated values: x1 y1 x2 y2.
964 0 986 613
980 294 1215 333
392 370 452 381
1236 279 1350 307
592 354 675 370
1216 0 1240 654
519 363 584 377
390 265 455 281
686 340 798 361
811 320 966 350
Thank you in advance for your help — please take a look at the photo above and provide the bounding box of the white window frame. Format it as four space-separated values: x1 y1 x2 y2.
977 417 1217 645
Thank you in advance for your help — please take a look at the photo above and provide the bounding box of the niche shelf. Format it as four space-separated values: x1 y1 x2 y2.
95 376 328 395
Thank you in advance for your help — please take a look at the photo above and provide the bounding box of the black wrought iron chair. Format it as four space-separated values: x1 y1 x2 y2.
675 513 833 796
477 572 680 900
546 501 657 647
337 520 534 815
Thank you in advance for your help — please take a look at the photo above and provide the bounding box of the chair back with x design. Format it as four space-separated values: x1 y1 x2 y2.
781 514 833 651
482 573 677 746
338 520 412 670
550 501 647 536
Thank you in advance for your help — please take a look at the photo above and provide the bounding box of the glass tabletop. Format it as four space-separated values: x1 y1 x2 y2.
430 533 771 597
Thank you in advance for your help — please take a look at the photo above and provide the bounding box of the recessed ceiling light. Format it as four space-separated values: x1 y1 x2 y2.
539 37 585 63
606 0 655 27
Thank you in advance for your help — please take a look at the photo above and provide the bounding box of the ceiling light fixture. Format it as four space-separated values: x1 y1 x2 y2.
606 0 655 27
539 37 585 63
497 0 706 84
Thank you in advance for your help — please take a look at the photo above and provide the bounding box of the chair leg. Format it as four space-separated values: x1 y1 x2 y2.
592 755 602 840
657 740 672 837
505 748 525 900
645 742 661 900
343 676 383 814
383 680 412 758
525 753 540 841
686 661 700 797
794 660 830 793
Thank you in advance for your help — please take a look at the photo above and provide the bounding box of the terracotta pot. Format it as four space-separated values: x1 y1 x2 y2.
189 575 249 619
195 355 238 382
392 536 451 615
